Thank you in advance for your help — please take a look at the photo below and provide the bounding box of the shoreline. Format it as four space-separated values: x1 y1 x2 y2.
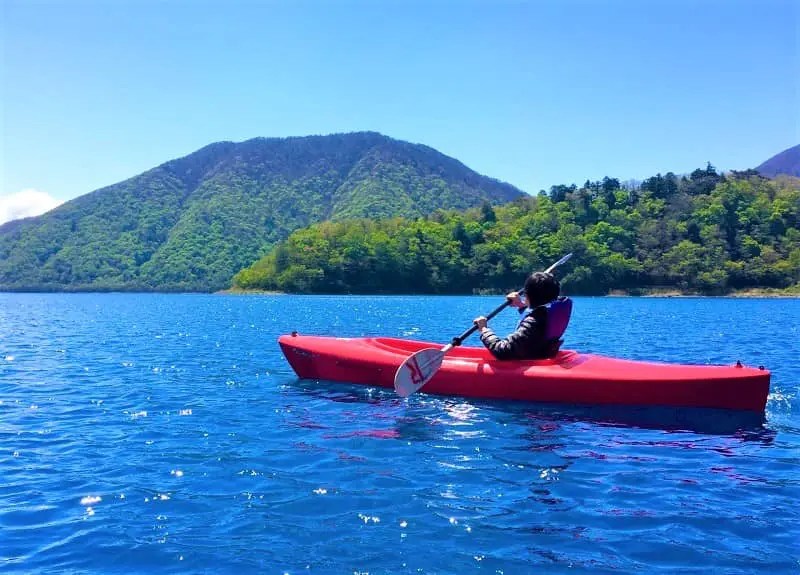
220 288 800 298
217 287 286 295
606 288 800 298
3 287 798 298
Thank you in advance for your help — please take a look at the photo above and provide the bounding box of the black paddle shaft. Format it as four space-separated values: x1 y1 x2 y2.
451 293 520 347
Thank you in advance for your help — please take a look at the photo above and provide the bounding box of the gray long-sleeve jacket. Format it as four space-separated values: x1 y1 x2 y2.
479 306 558 360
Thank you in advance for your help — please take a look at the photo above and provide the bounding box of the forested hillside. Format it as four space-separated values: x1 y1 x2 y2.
0 132 523 291
234 167 800 295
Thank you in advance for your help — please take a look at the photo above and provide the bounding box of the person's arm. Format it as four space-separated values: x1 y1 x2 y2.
478 315 539 360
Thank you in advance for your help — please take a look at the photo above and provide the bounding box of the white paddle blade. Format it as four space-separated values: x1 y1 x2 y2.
394 348 445 398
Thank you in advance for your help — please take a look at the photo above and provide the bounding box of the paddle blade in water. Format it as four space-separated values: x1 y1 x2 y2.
394 348 445 398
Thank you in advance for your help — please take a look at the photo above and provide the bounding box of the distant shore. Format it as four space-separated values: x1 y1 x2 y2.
1 287 797 297
218 288 286 295
221 286 800 298
607 287 800 298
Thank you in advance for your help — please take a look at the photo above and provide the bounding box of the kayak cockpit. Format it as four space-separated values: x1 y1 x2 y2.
369 336 577 365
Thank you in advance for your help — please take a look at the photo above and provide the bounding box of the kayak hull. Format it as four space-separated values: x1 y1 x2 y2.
278 334 770 412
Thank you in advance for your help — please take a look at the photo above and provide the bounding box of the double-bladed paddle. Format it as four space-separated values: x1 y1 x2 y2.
393 253 573 398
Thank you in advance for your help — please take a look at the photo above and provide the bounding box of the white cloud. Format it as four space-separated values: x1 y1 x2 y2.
0 189 64 225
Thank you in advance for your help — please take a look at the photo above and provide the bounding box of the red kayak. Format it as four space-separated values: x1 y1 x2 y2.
278 334 770 412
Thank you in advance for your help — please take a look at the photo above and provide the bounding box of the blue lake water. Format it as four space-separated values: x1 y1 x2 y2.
1 293 798 574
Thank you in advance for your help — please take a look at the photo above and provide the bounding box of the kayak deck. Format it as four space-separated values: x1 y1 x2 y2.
278 334 771 412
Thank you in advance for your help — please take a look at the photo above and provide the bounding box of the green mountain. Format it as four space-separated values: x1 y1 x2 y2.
0 132 524 292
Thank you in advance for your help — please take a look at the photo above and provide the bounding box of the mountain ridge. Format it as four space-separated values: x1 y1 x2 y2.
755 144 800 178
0 132 525 292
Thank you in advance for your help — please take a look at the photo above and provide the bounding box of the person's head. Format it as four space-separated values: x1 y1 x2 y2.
524 271 560 307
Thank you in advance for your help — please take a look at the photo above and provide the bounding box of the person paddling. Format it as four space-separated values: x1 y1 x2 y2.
473 271 572 360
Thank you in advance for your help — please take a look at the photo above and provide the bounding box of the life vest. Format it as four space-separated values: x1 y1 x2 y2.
518 296 573 341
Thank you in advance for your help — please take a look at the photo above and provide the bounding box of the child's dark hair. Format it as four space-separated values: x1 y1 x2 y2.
524 272 560 307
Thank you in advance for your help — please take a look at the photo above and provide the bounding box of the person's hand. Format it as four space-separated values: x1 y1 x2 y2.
473 316 488 330
506 291 525 309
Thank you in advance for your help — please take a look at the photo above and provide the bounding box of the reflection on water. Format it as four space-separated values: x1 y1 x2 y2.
285 377 771 438
520 403 770 439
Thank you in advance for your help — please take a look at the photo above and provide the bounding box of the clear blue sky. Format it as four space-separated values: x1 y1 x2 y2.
2 0 798 205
